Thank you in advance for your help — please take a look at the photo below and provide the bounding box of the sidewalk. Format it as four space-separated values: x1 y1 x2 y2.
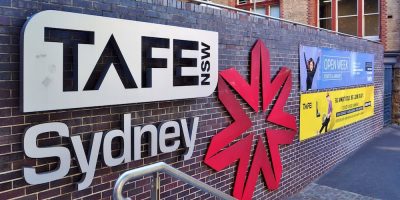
289 125 400 200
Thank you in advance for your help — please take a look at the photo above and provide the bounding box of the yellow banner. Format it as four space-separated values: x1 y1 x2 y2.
300 86 374 141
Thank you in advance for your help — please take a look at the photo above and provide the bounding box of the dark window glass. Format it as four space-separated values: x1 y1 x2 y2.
319 0 332 18
338 0 357 16
319 19 332 30
364 0 379 14
365 14 379 36
338 16 358 35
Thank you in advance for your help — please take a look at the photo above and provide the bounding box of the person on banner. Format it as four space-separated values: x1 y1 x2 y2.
319 93 332 134
304 51 320 90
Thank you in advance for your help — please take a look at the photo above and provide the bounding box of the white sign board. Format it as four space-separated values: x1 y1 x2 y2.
22 11 218 112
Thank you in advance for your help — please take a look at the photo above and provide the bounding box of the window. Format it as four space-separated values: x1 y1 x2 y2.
364 0 379 37
251 5 279 18
319 0 332 30
251 7 266 15
317 0 380 38
338 0 358 35
238 0 247 5
269 5 280 18
235 0 279 17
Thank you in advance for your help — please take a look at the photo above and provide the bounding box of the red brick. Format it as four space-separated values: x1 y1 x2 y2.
25 114 49 123
26 182 49 194
0 188 24 199
0 116 23 126
38 188 61 199
71 187 92 199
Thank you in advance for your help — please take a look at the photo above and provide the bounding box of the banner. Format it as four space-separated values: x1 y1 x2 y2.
300 45 374 92
300 86 374 141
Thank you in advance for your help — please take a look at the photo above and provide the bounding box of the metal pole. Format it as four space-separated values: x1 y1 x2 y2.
253 0 256 13
151 172 160 200
113 162 235 200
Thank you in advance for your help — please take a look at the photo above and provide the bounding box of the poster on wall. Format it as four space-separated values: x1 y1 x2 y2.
300 86 374 141
300 45 374 92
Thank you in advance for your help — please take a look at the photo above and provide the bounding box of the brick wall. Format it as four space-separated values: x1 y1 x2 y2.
393 67 400 124
384 0 400 52
0 0 384 200
181 0 235 7
384 0 400 125
211 0 235 7
280 0 308 24
380 0 388 50
307 0 317 26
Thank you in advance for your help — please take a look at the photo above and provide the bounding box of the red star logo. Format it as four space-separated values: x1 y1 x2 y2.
204 39 298 200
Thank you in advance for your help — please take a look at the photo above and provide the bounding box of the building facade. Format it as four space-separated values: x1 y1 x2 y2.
384 0 400 124
0 0 385 200
217 0 399 124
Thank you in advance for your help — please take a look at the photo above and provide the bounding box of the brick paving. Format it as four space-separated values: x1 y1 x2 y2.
289 183 380 200
290 126 400 200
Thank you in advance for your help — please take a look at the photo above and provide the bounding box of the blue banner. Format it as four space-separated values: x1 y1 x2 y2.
300 45 374 92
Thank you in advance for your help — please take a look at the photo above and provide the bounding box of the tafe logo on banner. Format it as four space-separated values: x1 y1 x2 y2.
21 10 218 112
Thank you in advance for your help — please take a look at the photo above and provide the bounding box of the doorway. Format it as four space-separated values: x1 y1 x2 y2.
384 64 393 125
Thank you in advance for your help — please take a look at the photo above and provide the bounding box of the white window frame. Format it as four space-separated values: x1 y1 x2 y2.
363 0 380 39
336 0 358 34
268 4 280 18
250 7 266 16
317 0 380 39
